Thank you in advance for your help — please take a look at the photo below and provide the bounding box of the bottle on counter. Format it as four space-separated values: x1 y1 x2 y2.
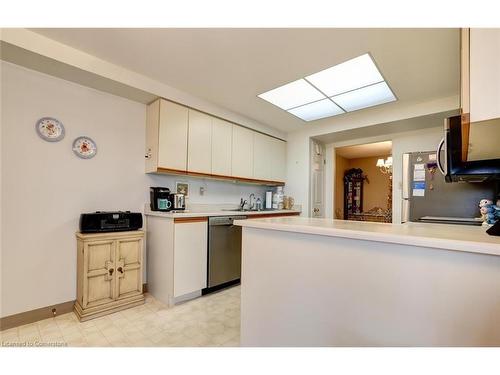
272 193 278 209
255 197 262 211
274 186 284 210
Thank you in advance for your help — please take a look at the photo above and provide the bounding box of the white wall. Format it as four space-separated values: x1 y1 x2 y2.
148 174 269 207
1 62 145 317
0 62 270 317
0 28 286 140
286 96 459 217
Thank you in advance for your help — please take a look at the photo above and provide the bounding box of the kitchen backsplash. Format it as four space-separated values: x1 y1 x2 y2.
147 174 275 206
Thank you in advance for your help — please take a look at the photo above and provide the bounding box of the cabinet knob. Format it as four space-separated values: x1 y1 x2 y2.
117 267 123 274
109 268 114 276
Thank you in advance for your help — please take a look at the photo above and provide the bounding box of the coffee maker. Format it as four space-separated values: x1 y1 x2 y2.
150 187 171 211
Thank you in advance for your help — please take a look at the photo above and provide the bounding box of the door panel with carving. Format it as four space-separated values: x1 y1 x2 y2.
84 240 115 308
115 238 143 299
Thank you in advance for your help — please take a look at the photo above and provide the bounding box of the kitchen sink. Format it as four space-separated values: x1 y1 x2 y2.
221 208 259 212
221 208 274 212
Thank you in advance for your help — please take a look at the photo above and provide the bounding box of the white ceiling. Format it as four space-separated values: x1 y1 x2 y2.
31 28 460 133
336 141 392 159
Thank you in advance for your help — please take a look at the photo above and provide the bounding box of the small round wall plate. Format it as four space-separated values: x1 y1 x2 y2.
72 136 97 159
35 117 65 142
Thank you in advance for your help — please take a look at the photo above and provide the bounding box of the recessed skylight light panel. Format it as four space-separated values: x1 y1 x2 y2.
257 53 396 122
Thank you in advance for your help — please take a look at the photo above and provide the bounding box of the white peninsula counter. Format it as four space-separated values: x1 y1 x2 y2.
234 217 500 346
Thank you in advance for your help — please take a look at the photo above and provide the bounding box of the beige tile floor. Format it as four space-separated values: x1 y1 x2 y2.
0 286 240 347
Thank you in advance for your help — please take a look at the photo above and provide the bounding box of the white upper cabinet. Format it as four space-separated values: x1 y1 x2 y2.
211 118 233 176
146 98 286 184
254 134 286 182
271 138 286 182
188 109 212 174
232 125 254 179
469 29 500 122
253 133 274 181
158 100 189 171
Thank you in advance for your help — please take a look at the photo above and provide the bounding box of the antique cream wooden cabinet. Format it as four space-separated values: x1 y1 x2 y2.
74 231 145 321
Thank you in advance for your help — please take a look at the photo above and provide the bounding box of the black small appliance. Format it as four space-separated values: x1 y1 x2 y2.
150 187 171 211
441 115 500 182
79 211 143 233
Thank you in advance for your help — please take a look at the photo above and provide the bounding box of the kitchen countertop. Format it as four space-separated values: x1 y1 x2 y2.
144 207 301 218
234 217 500 256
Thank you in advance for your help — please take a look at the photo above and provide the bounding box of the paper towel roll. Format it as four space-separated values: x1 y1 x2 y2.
265 191 273 209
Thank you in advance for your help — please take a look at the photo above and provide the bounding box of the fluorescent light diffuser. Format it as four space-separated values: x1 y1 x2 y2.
331 81 396 112
257 79 324 110
305 54 384 97
288 99 344 121
257 53 396 122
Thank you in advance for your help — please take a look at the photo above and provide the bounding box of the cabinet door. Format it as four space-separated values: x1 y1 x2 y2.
173 221 208 297
253 133 273 180
271 138 286 182
231 125 254 179
83 240 116 308
188 110 212 174
115 237 143 300
469 29 500 122
211 118 233 176
158 99 189 171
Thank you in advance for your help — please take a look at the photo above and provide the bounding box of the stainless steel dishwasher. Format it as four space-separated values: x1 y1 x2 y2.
205 215 247 293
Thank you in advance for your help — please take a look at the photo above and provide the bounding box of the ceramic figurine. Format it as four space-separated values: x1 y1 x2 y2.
479 199 500 226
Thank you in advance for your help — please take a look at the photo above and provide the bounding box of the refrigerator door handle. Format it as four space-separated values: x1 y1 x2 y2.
437 138 446 176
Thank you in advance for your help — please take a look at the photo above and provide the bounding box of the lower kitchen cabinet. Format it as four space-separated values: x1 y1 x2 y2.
147 216 208 307
173 220 208 297
74 231 145 321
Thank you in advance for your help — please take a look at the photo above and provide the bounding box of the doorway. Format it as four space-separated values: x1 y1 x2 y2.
334 141 393 223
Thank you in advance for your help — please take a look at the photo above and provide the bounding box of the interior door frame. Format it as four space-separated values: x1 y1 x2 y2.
329 136 394 222
309 139 326 218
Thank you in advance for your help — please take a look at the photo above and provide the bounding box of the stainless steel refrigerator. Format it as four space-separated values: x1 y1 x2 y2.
402 151 495 225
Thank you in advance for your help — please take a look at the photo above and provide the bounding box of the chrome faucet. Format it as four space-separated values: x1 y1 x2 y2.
249 193 255 210
239 198 247 210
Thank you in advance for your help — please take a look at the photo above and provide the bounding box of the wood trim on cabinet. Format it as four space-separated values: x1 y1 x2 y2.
155 167 285 186
461 113 470 161
76 230 145 240
460 28 470 115
0 300 75 331
174 217 209 223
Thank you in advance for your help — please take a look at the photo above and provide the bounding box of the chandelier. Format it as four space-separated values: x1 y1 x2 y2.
376 156 393 174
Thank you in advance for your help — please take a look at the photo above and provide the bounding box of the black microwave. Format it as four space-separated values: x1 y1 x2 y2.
437 115 500 182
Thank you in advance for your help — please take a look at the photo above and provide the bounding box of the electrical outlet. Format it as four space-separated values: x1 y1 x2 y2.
200 187 205 196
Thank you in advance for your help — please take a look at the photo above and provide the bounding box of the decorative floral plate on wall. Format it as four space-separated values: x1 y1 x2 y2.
35 117 65 142
72 136 97 159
